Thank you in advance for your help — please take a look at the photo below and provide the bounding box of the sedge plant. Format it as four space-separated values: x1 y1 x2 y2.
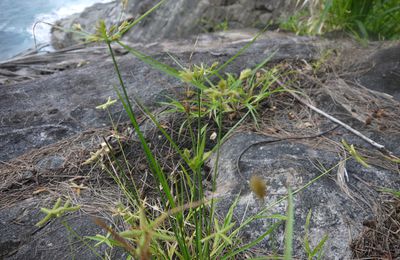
35 0 359 258
85 7 292 258
67 1 281 258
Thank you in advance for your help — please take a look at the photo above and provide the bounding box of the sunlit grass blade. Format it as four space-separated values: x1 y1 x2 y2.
119 0 166 36
117 41 181 79
222 221 283 259
109 55 175 208
213 25 269 75
283 187 294 260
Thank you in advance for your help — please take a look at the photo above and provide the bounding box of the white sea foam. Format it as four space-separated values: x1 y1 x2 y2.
29 0 113 44
1 25 25 34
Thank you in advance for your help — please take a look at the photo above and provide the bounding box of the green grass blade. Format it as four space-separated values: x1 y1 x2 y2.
117 40 209 93
379 187 400 198
312 234 328 256
304 209 312 257
119 0 166 36
117 41 181 79
108 44 174 207
106 44 192 259
213 26 268 75
283 187 294 260
222 221 282 259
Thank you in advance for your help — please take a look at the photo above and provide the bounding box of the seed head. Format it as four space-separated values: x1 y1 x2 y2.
249 175 267 200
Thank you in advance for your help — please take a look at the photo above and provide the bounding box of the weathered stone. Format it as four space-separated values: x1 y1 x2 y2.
0 197 125 259
358 44 400 101
0 31 327 161
51 0 293 49
36 155 65 171
209 132 399 259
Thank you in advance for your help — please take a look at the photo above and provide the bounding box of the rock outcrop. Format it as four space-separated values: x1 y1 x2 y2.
0 31 326 161
0 197 125 259
357 44 400 101
210 132 399 258
51 0 294 49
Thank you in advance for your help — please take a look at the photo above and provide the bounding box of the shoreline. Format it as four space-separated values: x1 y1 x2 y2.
0 0 113 61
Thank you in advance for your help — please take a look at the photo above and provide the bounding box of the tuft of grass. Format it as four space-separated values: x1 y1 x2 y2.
279 0 400 40
199 18 229 33
88 13 295 257
162 50 285 129
303 210 328 260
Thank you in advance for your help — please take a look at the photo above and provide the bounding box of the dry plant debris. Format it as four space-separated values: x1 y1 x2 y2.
351 195 400 259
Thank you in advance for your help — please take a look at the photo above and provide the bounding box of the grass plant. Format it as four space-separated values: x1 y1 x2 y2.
69 2 289 258
303 210 328 260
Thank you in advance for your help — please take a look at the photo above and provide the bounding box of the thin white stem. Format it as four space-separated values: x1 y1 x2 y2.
277 80 387 151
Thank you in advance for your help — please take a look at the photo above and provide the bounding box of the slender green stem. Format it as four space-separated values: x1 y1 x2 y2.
106 42 191 259
106 42 174 207
62 220 103 259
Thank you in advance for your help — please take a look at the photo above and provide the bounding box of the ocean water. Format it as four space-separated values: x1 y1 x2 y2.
0 0 111 61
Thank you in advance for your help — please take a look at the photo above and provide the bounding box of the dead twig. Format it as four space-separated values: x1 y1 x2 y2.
276 80 393 156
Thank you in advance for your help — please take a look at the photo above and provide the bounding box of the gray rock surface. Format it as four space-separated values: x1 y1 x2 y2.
0 31 326 161
0 197 124 259
51 0 293 49
209 132 399 259
358 44 400 101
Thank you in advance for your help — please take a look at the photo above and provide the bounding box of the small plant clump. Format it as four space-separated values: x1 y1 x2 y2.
164 61 284 129
200 18 229 33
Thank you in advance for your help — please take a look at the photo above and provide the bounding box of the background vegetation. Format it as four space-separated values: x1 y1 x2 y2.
280 0 400 40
